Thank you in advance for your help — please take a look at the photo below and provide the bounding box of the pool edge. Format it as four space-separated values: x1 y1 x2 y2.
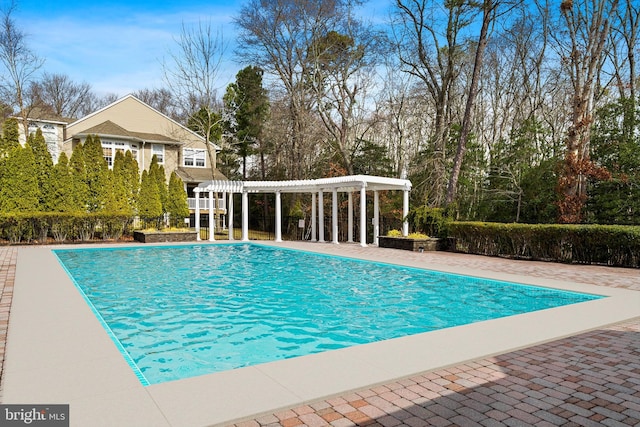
3 242 640 427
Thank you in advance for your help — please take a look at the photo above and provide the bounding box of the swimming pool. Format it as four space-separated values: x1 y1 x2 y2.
54 243 602 385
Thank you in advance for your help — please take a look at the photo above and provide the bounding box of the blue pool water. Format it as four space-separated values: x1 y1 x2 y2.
54 243 602 385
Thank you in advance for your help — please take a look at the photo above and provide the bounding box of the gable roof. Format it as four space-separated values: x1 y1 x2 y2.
75 120 181 145
175 167 227 183
16 105 74 125
66 94 219 150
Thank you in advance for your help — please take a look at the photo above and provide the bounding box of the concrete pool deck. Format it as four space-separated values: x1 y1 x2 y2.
0 242 639 426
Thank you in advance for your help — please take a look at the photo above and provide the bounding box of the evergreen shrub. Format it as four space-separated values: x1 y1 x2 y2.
448 222 640 267
406 206 450 237
96 212 133 240
0 212 136 243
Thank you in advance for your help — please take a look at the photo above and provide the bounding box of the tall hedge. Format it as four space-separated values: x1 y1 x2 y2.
448 222 640 267
0 212 132 243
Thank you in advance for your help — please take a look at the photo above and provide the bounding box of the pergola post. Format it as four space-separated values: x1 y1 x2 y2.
242 191 249 241
275 191 282 242
332 188 339 244
318 190 325 243
347 192 354 243
311 193 317 242
221 192 227 230
373 190 380 246
360 185 367 247
208 190 215 241
195 189 201 241
228 192 234 241
403 189 410 236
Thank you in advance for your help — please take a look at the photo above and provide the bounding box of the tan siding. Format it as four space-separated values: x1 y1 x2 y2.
141 144 181 181
65 95 217 178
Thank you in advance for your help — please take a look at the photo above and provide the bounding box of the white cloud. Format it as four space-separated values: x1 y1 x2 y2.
18 3 240 96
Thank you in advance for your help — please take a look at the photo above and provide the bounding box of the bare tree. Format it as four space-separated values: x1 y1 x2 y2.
235 0 352 179
551 0 618 222
478 5 564 166
133 88 180 120
0 1 44 136
392 0 474 205
162 20 226 179
446 0 507 206
30 72 93 119
306 18 383 174
373 58 421 180
609 0 639 102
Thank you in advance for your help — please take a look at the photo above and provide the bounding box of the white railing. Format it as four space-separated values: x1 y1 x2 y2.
188 198 226 212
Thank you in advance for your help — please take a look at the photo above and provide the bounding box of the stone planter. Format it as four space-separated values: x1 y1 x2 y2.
133 230 198 243
378 236 445 252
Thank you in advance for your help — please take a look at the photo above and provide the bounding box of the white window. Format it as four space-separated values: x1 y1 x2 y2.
100 140 140 169
152 144 164 164
183 148 206 168
131 144 139 164
114 141 126 157
102 146 113 167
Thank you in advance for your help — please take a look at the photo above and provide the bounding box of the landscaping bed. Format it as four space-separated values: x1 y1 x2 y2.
378 236 446 252
133 230 198 243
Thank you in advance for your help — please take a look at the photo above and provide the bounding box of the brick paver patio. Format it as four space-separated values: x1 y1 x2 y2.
0 245 638 426
232 318 639 427
0 247 17 400
226 245 640 427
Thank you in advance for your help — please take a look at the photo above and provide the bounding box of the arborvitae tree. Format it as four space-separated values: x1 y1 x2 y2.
49 152 77 212
82 135 110 212
122 150 140 213
138 169 163 228
104 169 131 214
0 145 40 212
112 150 138 215
148 154 168 213
0 117 20 155
105 174 130 214
166 171 190 227
26 128 53 211
69 142 89 211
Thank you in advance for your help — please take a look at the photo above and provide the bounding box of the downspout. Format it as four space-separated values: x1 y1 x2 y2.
141 140 146 172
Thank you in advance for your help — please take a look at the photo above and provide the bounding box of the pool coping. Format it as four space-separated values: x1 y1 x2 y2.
3 241 640 427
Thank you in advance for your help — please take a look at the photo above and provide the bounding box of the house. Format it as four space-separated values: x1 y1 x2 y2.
20 94 228 220
17 106 73 164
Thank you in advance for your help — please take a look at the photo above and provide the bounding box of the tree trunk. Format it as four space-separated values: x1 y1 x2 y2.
446 0 495 206
557 0 618 223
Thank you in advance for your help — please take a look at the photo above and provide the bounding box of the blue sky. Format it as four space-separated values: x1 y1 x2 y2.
15 0 244 96
14 0 392 98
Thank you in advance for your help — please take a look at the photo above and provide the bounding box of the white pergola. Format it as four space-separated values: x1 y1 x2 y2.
194 175 412 247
